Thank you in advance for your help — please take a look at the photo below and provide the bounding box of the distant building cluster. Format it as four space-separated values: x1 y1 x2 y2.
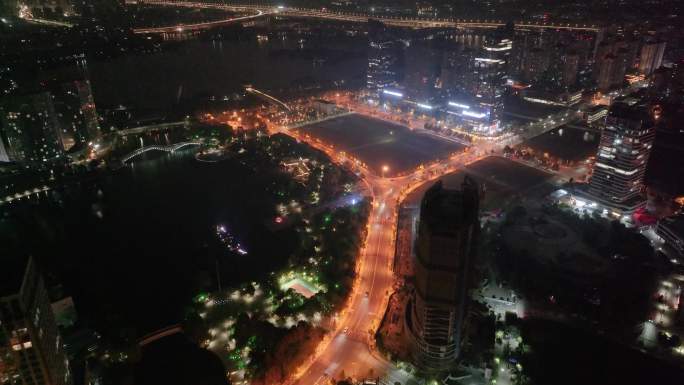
365 18 670 136
0 62 100 167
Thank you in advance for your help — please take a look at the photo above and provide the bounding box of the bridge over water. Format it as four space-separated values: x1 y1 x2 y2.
121 141 202 163
129 0 601 33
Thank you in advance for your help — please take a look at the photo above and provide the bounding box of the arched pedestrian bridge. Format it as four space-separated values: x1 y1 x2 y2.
121 142 202 163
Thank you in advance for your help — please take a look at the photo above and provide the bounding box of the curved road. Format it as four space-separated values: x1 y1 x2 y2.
296 179 406 385
273 122 488 385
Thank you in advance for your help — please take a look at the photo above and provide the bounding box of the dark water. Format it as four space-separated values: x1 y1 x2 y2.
1 35 367 337
89 37 368 111
1 150 296 336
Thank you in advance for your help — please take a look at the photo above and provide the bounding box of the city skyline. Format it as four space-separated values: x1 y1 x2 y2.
1 1 684 385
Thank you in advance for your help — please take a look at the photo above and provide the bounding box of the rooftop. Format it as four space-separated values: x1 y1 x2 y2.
420 177 479 235
605 102 658 133
608 101 654 124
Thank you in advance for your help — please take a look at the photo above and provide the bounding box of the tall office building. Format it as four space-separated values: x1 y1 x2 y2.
595 54 617 91
0 92 64 165
443 33 510 135
594 48 630 92
521 47 550 82
592 38 633 91
406 178 480 371
439 44 469 93
560 51 580 88
54 80 101 149
0 94 62 163
611 48 631 86
638 40 666 76
466 32 512 133
584 102 656 214
366 21 404 96
0 256 72 385
403 41 442 102
34 59 102 149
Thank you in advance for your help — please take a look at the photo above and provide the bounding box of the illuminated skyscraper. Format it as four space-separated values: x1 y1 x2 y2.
366 21 404 95
0 256 72 385
584 102 656 214
444 32 511 135
467 33 512 133
406 178 480 371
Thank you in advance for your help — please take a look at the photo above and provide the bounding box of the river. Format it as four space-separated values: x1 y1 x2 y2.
88 35 368 111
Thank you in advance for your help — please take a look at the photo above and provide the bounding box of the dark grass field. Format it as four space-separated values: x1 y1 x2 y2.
523 125 599 162
464 156 552 190
300 114 465 175
404 156 553 210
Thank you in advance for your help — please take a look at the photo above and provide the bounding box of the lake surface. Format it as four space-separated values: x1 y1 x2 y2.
1 150 297 335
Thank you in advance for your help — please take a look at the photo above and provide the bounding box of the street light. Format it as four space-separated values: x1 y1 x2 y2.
382 165 389 178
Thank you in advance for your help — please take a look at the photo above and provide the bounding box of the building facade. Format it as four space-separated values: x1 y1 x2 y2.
584 102 656 214
0 257 72 385
406 178 480 371
468 34 512 132
443 33 511 136
560 51 580 88
0 92 64 165
54 80 101 149
521 47 550 83
366 21 404 96
638 40 666 76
